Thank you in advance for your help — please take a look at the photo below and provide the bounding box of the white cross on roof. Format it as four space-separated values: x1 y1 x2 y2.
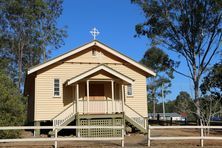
90 27 100 40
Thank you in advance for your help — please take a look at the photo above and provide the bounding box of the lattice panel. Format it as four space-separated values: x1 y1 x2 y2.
79 118 123 137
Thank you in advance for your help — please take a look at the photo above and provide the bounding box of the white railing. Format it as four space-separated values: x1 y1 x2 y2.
147 125 222 147
52 102 76 126
124 104 146 129
0 125 124 148
78 100 122 114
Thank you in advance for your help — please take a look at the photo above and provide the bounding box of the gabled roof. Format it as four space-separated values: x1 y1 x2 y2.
66 64 134 85
27 40 156 76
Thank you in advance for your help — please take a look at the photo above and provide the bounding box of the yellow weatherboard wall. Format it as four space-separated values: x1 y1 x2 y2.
33 46 148 121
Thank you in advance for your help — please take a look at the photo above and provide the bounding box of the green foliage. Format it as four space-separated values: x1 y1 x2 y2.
141 47 176 77
174 91 195 119
133 0 222 121
132 0 222 101
148 100 175 113
141 47 176 115
199 95 222 126
0 71 25 138
201 61 222 98
0 0 67 89
148 91 196 120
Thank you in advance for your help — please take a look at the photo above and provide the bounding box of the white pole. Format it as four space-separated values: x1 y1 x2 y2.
121 84 124 112
121 127 124 147
87 80 89 114
73 85 75 113
201 126 204 147
111 80 114 113
162 83 165 121
76 84 79 113
147 125 151 147
54 128 58 148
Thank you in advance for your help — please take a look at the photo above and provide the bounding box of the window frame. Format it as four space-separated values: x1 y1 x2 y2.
53 78 61 97
126 84 133 97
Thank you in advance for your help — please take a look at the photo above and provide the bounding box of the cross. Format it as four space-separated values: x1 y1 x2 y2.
90 27 100 40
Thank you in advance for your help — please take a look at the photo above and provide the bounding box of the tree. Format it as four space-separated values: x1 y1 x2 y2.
200 61 222 132
0 0 67 89
141 47 176 118
201 61 222 99
0 70 25 138
132 0 222 122
199 95 222 135
175 91 195 120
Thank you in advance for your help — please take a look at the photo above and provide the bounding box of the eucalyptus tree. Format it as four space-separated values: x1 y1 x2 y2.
132 0 222 121
0 0 67 89
141 47 176 118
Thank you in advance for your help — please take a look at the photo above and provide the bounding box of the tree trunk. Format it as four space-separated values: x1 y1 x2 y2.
194 79 201 125
153 98 156 119
18 49 22 90
18 42 24 91
152 89 156 119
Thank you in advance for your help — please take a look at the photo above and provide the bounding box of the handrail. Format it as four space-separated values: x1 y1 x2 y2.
52 102 75 120
124 104 146 129
124 104 145 118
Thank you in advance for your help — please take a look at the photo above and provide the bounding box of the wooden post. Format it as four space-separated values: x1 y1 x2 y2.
147 125 151 147
34 121 40 137
76 113 80 137
88 119 91 137
111 80 114 113
144 118 147 130
54 128 58 148
73 85 75 113
121 125 124 147
200 126 204 147
121 84 124 112
76 83 79 113
87 80 89 114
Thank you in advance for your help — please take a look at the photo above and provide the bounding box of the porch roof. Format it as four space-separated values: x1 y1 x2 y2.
66 64 134 85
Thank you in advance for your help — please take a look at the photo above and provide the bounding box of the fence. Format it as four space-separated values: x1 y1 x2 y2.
147 125 222 147
0 125 124 148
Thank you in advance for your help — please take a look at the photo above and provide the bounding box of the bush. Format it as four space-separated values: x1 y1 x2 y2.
0 71 25 138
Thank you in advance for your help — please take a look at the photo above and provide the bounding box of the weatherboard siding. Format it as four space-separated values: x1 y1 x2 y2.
34 47 148 121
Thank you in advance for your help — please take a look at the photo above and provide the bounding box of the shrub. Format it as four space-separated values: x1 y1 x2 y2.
0 71 25 138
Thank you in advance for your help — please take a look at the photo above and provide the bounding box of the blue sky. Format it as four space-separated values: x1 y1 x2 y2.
52 0 195 101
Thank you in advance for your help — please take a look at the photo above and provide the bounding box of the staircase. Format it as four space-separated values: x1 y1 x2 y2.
51 102 147 133
52 102 76 127
124 104 147 133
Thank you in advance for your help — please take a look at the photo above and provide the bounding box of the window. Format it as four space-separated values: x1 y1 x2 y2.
54 79 60 97
127 85 133 96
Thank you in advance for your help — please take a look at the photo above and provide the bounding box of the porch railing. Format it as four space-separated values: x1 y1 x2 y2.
78 99 122 114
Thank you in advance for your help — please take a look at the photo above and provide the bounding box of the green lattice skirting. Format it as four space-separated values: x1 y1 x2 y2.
79 118 123 137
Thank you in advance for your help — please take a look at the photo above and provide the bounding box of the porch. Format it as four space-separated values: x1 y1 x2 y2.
71 79 125 114
52 65 147 133
64 65 134 115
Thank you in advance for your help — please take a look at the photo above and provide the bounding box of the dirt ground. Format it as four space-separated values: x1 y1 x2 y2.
0 128 222 148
